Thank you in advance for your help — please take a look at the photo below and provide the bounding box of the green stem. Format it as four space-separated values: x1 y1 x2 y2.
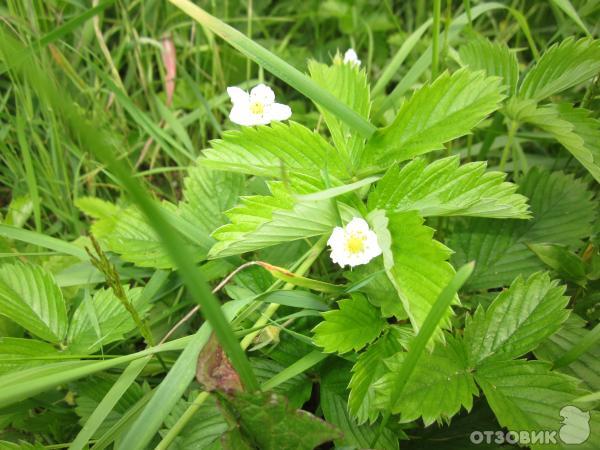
431 0 442 79
499 120 518 172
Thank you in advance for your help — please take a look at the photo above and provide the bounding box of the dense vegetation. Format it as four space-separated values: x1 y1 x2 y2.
0 0 599 448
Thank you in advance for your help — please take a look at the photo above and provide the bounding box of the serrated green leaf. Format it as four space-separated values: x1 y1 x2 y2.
381 210 457 336
75 197 120 238
67 286 148 354
0 262 67 343
476 360 600 449
320 361 399 450
519 102 600 183
368 156 530 218
451 169 596 289
363 69 503 167
209 181 358 258
373 335 478 425
0 338 60 375
201 121 349 191
224 391 341 450
251 357 312 409
459 38 519 95
519 37 600 101
464 272 569 367
348 327 409 424
106 203 205 269
308 59 370 166
535 315 600 391
313 294 386 354
179 164 245 236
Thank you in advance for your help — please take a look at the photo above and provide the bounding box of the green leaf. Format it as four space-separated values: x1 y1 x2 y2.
321 361 399 450
373 335 478 425
535 315 600 392
0 262 67 343
223 391 341 450
75 197 120 238
368 156 530 218
450 169 596 290
550 0 591 35
67 286 148 354
519 102 600 183
209 182 355 258
106 203 206 269
308 59 371 166
312 294 386 354
475 360 600 449
161 393 229 450
519 37 600 101
363 69 503 167
382 211 457 336
0 338 60 375
201 121 349 190
348 327 409 424
528 243 587 285
345 261 407 319
459 38 519 96
179 164 245 236
251 358 312 409
464 272 569 367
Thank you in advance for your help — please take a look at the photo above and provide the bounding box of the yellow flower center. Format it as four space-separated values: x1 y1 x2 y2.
346 234 365 254
250 101 265 115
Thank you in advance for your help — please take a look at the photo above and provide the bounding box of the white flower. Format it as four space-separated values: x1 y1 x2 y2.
227 83 291 126
343 48 361 67
327 218 382 268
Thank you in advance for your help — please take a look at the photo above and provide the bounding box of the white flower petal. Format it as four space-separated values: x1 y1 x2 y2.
229 103 256 126
268 103 292 121
250 84 275 105
343 48 361 66
346 217 370 234
227 86 249 104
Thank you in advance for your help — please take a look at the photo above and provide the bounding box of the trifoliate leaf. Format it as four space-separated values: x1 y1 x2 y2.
321 361 399 450
368 156 530 218
363 69 503 167
0 262 67 343
475 360 600 449
464 272 569 367
309 59 371 166
312 294 386 354
535 314 600 391
372 335 478 425
201 121 349 191
67 286 148 354
459 38 519 95
519 37 600 101
450 169 596 290
348 326 409 424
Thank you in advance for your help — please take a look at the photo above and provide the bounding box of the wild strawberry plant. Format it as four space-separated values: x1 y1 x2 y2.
0 1 599 449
